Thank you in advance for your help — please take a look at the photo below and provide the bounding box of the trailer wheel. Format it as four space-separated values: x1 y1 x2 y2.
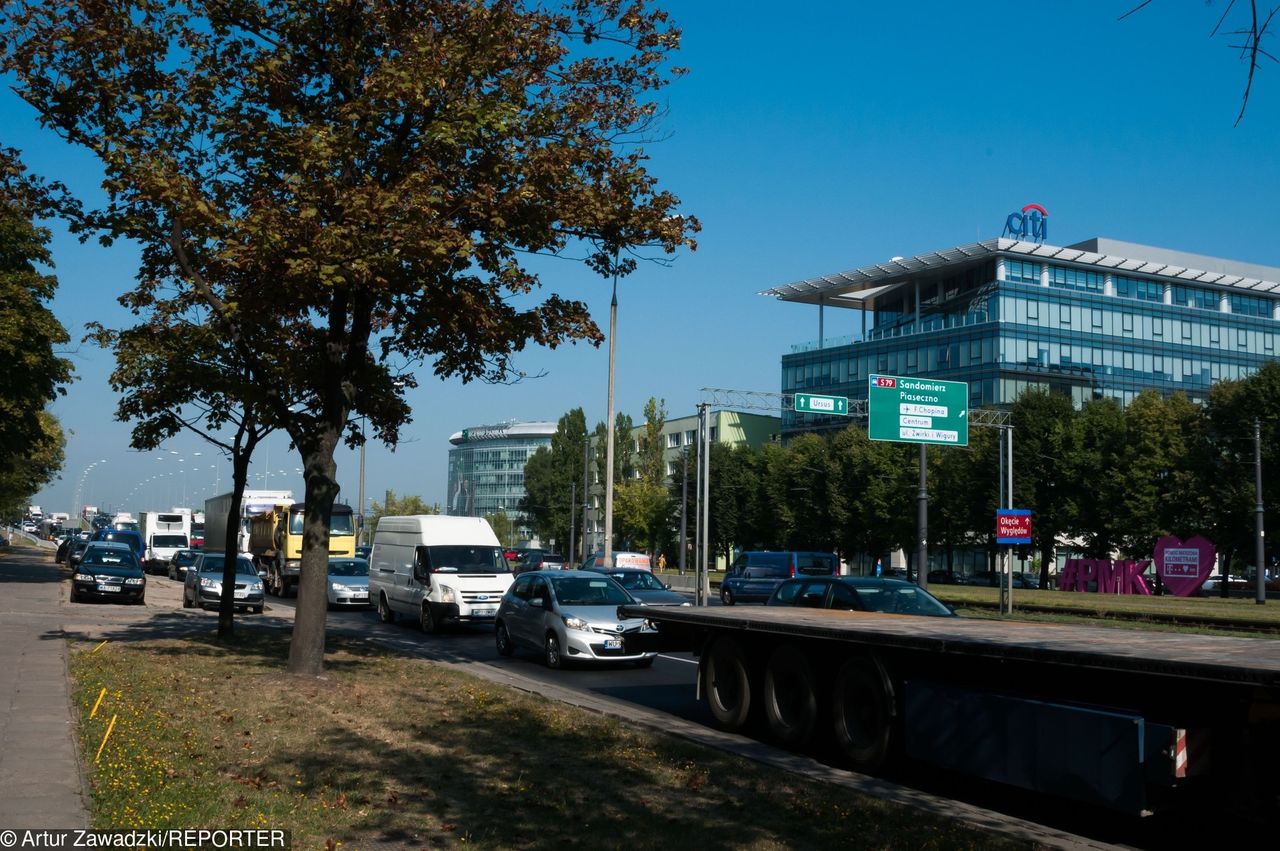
764 644 818 747
705 637 752 731
377 593 395 624
831 655 895 772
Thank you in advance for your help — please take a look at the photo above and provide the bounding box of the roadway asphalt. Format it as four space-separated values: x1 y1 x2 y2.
0 540 1112 849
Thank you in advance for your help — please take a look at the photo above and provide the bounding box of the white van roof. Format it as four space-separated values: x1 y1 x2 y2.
374 515 500 546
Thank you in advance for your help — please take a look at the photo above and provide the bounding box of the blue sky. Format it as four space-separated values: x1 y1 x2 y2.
10 1 1280 518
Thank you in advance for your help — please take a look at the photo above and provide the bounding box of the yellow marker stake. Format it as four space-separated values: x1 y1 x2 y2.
91 640 109 654
89 687 107 719
94 714 118 764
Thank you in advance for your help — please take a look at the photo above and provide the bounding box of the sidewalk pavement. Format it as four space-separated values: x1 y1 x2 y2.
0 546 89 829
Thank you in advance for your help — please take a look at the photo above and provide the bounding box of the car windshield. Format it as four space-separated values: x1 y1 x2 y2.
152 535 188 548
428 545 510 574
81 549 138 568
551 576 631 606
610 571 663 591
289 511 355 536
200 556 257 575
328 559 368 577
174 551 198 566
855 585 952 617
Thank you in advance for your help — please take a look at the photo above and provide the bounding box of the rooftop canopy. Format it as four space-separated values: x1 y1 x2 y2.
760 237 1280 309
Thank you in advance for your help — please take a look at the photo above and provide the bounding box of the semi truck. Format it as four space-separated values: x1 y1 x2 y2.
248 501 357 597
203 489 294 556
625 604 1280 818
138 509 192 574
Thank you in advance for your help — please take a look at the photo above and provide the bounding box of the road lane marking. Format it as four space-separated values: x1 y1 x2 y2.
657 653 697 665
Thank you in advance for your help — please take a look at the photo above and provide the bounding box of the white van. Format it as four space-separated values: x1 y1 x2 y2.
369 515 513 633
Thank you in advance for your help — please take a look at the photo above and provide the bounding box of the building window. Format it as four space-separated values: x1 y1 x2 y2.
1059 303 1071 326
1049 266 1103 293
667 433 680 449
1027 299 1039 321
1230 292 1272 318
1091 309 1102 329
685 429 695 445
1005 259 1039 284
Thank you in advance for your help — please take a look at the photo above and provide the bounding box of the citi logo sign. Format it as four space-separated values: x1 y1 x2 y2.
1003 203 1048 243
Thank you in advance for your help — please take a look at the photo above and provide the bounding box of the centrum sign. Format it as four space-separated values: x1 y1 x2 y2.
867 374 969 446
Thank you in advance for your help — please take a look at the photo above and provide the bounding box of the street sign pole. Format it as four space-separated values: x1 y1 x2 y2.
917 444 928 590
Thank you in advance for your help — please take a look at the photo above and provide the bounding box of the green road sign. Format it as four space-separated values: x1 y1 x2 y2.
794 392 849 416
867 375 969 446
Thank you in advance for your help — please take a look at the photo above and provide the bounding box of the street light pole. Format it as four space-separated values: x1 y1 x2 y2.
603 257 619 570
358 416 367 546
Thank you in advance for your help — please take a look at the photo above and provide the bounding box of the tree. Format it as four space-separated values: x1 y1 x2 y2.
486 508 514 549
0 149 73 505
1068 396 1126 559
367 491 441 540
88 309 278 638
3 0 697 675
611 397 669 553
1011 387 1076 584
1123 1 1276 126
521 408 588 555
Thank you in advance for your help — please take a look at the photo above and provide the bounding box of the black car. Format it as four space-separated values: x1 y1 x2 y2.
766 576 955 617
167 548 200 580
70 542 146 605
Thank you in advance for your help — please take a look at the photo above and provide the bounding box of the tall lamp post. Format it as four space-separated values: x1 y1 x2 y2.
73 459 107 528
603 252 619 570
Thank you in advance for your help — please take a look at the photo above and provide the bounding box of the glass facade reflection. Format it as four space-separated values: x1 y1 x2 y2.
768 237 1280 437
447 422 556 544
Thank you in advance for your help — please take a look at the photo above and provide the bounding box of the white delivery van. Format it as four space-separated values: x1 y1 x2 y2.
369 515 513 633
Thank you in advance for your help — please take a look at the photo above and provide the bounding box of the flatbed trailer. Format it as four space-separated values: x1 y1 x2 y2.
623 605 1280 817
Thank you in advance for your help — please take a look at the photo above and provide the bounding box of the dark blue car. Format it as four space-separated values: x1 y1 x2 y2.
91 527 145 563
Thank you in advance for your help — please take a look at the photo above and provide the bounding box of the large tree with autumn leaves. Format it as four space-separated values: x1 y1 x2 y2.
1 0 697 674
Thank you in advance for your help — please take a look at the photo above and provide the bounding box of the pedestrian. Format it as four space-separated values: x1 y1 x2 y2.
658 552 667 571
874 557 883 577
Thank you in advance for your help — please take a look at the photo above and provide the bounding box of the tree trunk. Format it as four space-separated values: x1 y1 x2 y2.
216 453 253 639
286 431 341 675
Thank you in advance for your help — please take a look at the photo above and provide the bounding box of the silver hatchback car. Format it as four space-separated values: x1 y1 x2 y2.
495 570 658 668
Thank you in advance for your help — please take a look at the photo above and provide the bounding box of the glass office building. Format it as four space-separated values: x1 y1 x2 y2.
764 237 1280 437
447 421 556 543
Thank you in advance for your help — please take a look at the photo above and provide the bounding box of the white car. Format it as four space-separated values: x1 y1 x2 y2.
495 570 658 668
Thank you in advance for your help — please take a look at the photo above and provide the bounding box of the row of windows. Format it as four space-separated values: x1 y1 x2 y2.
666 429 699 448
1003 294 1277 352
1001 336 1259 384
1016 263 1277 317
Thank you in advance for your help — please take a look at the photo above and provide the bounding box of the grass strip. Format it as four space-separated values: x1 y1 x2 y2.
70 629 1023 850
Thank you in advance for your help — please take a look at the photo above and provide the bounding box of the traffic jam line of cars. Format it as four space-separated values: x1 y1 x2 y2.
55 513 959 673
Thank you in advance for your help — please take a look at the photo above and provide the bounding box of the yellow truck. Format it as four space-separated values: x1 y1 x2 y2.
248 501 356 597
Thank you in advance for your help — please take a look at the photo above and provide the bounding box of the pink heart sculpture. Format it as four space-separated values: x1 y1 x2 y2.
1153 535 1216 597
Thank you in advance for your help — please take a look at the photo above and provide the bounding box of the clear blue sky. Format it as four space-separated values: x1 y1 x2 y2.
9 1 1279 518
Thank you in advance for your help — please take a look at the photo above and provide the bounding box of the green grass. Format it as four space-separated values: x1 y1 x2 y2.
70 629 1025 850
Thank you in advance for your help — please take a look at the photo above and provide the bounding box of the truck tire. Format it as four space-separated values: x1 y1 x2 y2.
764 644 818 747
420 602 441 634
377 593 396 624
831 655 895 772
704 637 752 731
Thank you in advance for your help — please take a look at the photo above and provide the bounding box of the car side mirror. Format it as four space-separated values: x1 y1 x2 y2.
530 597 545 609
664 583 671 590
258 570 267 579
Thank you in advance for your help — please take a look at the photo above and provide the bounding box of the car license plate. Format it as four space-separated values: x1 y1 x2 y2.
603 637 623 650
96 584 121 593
471 607 495 618
234 589 249 599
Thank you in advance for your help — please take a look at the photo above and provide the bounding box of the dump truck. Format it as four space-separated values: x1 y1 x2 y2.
625 604 1280 818
203 489 294 555
248 501 356 597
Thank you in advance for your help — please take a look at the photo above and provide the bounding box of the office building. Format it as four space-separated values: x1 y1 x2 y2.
763 236 1280 438
446 421 556 543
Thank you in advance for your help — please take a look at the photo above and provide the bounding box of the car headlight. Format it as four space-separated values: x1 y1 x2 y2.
74 572 92 582
330 582 345 592
679 601 692 607
437 585 456 604
562 615 591 632
248 582 263 592
200 578 221 591
124 577 144 585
